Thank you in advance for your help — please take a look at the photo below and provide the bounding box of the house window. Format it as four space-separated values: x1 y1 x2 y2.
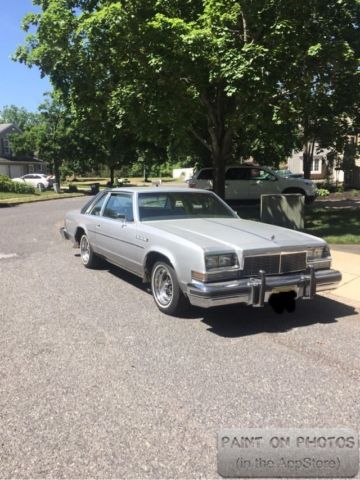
3 138 10 156
311 158 321 173
29 165 34 173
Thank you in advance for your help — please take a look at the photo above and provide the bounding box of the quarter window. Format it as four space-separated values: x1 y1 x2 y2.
89 194 107 216
197 169 214 180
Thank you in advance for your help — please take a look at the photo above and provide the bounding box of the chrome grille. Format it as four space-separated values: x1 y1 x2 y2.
280 252 307 273
242 252 306 276
243 255 280 276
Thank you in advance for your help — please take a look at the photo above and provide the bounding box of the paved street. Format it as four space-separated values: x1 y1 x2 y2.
0 198 359 478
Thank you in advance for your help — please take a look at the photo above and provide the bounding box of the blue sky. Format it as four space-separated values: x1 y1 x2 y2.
0 0 51 112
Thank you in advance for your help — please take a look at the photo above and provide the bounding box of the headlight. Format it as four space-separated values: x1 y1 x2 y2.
307 245 331 261
205 253 238 270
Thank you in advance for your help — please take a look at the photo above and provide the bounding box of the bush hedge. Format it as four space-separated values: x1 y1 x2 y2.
0 174 35 194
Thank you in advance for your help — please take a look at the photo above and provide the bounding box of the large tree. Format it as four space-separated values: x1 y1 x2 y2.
272 1 360 178
15 0 360 194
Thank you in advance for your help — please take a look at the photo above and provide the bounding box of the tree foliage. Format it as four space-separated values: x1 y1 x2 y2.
15 0 360 193
0 105 39 130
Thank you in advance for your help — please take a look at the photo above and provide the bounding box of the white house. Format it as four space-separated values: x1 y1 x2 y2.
287 148 344 183
0 123 47 178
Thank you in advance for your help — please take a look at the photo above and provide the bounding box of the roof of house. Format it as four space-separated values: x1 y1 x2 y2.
0 156 47 165
0 123 22 134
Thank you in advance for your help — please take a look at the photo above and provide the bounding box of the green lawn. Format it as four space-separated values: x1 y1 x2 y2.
305 207 360 244
64 176 181 188
235 204 360 244
0 191 85 205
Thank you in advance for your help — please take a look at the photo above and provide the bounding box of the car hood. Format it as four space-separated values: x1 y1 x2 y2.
148 217 325 255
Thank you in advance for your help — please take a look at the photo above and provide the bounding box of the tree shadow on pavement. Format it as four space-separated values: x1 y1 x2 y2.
201 295 357 338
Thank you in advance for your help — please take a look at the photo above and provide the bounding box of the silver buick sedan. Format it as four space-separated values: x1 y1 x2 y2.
60 187 341 316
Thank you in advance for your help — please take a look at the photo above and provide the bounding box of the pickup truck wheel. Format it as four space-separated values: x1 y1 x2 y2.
80 233 99 268
151 261 189 316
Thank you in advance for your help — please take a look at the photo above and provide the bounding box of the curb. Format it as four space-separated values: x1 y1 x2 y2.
0 193 86 207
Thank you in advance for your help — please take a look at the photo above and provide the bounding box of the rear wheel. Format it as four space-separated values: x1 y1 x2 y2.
37 182 46 190
80 234 100 268
151 261 189 316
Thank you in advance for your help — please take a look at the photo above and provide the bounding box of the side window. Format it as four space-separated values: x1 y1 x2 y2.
103 194 134 221
225 168 238 180
226 168 251 180
225 168 246 180
89 194 107 216
250 168 276 181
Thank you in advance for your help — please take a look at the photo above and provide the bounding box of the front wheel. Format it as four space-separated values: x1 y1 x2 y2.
80 234 100 268
151 261 189 316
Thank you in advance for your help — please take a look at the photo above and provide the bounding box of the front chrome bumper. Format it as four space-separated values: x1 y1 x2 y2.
59 227 70 240
186 268 342 308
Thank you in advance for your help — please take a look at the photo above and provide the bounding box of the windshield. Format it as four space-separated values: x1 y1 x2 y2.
138 191 236 221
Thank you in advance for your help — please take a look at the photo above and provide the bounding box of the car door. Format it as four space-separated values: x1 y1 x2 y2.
247 167 280 200
225 167 250 200
22 174 34 186
85 192 110 248
95 192 143 275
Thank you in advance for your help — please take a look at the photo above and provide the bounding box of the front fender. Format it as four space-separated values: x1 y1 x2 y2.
143 246 178 272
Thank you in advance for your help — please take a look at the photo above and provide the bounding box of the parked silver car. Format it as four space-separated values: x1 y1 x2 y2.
60 188 341 316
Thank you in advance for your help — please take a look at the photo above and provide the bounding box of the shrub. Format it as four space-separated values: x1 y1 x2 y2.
317 188 330 197
0 174 35 194
68 183 78 192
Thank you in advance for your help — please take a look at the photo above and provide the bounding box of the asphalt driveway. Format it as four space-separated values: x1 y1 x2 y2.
0 198 359 478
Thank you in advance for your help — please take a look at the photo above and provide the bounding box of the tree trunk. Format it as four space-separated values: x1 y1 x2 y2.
206 88 232 199
303 139 315 180
110 165 115 185
54 159 61 187
211 129 232 198
190 87 233 198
